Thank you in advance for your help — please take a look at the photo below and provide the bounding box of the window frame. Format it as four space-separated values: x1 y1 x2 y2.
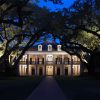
57 45 61 51
38 45 42 51
48 45 52 51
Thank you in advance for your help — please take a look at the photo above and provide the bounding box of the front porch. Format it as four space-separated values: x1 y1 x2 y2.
19 53 80 76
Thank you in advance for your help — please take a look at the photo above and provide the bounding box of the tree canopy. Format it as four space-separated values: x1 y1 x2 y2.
0 0 100 75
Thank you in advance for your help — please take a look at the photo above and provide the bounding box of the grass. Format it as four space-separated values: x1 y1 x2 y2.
0 76 43 100
55 76 100 100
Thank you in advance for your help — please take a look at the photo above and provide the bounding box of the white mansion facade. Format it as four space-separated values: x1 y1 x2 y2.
19 43 81 76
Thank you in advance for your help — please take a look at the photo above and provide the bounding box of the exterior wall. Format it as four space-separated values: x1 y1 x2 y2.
19 51 81 76
19 65 27 76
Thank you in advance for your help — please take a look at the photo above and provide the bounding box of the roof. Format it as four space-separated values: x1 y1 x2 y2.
28 42 59 51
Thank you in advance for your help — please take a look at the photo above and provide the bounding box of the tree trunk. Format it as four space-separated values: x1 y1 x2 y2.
88 51 100 76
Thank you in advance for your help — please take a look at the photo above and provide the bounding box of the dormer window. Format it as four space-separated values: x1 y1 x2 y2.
57 45 61 51
38 45 42 51
48 45 52 51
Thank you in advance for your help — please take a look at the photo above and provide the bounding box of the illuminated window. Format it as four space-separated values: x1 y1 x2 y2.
38 45 42 51
48 45 52 51
73 56 77 61
57 45 61 51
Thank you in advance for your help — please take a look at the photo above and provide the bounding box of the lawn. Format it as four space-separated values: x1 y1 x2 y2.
55 76 100 100
0 76 43 100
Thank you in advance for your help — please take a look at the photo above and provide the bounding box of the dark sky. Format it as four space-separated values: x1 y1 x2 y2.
32 0 76 44
33 0 76 11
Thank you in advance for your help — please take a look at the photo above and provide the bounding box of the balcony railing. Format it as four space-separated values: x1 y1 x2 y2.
30 61 36 64
19 61 26 64
46 61 54 64
63 61 71 65
63 61 80 65
19 61 36 65
37 61 44 64
73 61 80 65
55 61 62 64
19 61 80 65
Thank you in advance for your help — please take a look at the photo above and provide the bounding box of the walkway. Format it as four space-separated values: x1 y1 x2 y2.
26 76 67 100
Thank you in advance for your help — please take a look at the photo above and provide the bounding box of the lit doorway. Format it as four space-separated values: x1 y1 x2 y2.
46 66 53 75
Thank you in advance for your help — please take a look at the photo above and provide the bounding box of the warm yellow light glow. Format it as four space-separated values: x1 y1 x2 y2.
19 47 81 76
19 65 27 76
72 65 80 76
46 66 53 75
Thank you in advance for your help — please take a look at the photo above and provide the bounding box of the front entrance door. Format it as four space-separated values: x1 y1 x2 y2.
46 66 53 75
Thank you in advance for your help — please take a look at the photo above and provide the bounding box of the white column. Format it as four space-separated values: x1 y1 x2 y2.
53 55 55 76
62 55 64 76
19 65 21 76
22 66 24 76
35 55 38 76
55 66 57 75
24 66 25 76
71 55 73 76
44 54 46 76
27 54 30 76
25 66 27 75
68 65 71 76
78 65 80 75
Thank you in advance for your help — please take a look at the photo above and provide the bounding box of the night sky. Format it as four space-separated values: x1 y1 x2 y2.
33 0 76 11
32 0 76 44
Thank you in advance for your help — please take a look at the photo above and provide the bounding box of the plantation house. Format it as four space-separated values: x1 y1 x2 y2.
19 43 81 76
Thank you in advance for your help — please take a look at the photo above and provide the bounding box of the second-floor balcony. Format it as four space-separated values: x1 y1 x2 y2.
19 61 36 65
73 61 80 65
63 61 71 65
63 61 80 65
37 61 44 65
19 61 80 65
55 61 62 65
20 61 26 65
46 61 54 64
